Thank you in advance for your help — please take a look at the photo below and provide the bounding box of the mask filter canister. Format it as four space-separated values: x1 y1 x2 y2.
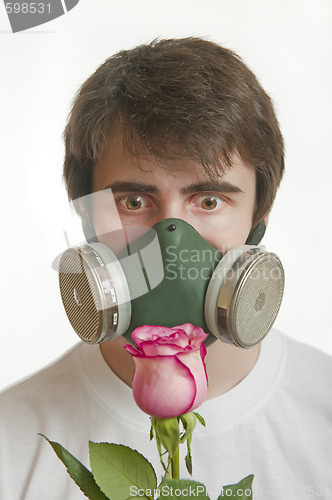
58 243 131 344
204 246 284 348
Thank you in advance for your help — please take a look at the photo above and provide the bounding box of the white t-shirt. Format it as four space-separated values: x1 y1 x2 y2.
0 329 331 500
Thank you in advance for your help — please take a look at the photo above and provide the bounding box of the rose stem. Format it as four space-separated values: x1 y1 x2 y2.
171 447 180 480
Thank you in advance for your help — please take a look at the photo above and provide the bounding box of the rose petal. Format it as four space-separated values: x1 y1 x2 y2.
140 340 188 357
123 344 140 356
131 355 196 418
174 323 209 347
132 325 180 346
176 348 208 411
155 329 189 348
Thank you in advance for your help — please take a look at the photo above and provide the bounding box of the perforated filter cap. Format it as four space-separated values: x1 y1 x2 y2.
205 246 285 348
59 249 106 343
228 252 285 347
58 244 131 344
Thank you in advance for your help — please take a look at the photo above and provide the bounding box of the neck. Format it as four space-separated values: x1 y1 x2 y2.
204 340 260 399
100 336 260 400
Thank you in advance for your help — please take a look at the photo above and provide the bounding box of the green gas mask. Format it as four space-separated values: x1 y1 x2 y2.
58 217 284 348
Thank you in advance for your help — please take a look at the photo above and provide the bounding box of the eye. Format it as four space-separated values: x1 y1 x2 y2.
195 195 224 211
119 194 149 211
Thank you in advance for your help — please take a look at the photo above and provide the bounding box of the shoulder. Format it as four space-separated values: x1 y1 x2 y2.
0 343 83 422
281 332 332 376
278 331 332 406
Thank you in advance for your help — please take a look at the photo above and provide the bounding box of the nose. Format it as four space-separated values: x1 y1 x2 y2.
150 202 190 228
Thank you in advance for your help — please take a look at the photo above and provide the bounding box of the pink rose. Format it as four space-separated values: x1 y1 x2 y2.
124 324 208 418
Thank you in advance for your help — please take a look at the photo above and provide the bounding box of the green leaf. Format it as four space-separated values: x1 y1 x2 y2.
155 431 169 473
39 434 108 500
179 412 196 444
153 417 180 458
149 418 154 441
193 412 206 427
89 442 157 500
158 478 210 499
217 474 254 499
184 435 193 475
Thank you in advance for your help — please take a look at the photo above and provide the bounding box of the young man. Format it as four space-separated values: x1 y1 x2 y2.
1 38 331 499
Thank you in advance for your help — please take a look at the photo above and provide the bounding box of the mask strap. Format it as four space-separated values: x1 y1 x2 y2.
245 220 266 245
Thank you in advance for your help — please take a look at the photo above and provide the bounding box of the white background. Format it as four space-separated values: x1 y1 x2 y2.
0 0 331 391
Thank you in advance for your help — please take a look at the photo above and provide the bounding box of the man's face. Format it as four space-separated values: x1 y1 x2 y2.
92 135 256 254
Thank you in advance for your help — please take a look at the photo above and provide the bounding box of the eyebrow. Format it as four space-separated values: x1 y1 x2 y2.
104 181 157 193
182 181 243 195
103 180 244 195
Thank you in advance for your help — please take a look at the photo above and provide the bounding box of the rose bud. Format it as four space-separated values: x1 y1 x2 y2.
124 324 208 418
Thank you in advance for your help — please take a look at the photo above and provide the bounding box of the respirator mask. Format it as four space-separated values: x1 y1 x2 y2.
56 191 284 348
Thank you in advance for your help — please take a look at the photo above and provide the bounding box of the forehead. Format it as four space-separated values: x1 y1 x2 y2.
92 133 256 193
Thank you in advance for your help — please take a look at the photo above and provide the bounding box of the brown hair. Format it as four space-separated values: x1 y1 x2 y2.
63 37 284 225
